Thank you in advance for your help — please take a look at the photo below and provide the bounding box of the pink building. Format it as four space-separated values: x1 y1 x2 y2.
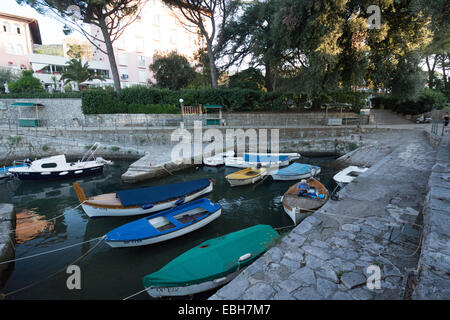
0 12 41 70
91 0 200 87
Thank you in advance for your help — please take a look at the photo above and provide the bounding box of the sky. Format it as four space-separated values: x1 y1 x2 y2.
0 0 82 45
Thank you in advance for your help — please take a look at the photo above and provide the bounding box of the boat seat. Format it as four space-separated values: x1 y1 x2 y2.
86 193 123 206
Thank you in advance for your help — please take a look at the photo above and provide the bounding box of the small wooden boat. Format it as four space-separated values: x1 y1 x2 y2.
224 154 290 169
104 198 221 248
225 167 267 187
333 166 368 187
142 224 280 297
73 178 214 218
203 150 234 167
271 163 321 181
281 178 328 225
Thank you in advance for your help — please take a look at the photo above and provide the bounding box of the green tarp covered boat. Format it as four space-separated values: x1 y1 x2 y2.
142 224 280 297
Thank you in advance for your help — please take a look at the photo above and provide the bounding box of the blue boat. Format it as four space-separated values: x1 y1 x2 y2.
270 163 321 181
104 198 222 247
0 164 27 181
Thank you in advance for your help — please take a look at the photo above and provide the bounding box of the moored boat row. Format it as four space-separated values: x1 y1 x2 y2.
3 146 370 299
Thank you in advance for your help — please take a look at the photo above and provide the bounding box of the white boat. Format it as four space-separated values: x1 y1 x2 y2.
203 150 234 167
245 152 301 162
105 198 221 248
333 166 368 187
73 178 214 218
271 163 321 181
224 154 290 169
8 155 110 181
8 143 111 181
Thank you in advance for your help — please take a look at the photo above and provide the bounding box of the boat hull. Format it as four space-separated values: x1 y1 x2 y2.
145 268 240 297
11 165 104 181
281 197 304 225
225 158 290 169
272 168 321 181
106 208 222 247
81 182 213 217
226 175 263 187
281 179 328 225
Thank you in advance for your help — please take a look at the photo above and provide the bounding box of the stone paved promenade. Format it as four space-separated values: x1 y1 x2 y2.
210 130 444 300
413 135 450 299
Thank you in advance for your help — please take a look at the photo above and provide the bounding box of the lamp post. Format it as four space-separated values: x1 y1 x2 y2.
179 98 184 115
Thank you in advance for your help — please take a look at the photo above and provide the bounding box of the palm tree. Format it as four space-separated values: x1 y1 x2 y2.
60 58 103 87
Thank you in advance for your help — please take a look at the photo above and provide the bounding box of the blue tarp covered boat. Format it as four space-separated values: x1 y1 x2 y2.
270 163 321 181
243 154 289 163
73 178 214 217
105 198 222 247
116 178 211 207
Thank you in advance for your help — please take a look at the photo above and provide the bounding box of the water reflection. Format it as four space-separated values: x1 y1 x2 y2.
15 209 55 244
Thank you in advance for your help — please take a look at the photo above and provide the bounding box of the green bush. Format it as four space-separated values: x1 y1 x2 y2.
8 70 44 93
127 103 180 114
328 90 369 112
81 88 127 114
370 89 447 115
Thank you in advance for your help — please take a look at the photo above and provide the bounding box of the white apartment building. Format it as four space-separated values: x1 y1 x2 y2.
91 0 200 87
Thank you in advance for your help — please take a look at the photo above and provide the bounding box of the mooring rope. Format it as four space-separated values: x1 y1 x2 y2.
0 236 106 300
0 236 105 265
122 287 149 301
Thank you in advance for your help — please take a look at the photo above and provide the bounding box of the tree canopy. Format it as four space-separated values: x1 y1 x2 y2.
149 51 196 90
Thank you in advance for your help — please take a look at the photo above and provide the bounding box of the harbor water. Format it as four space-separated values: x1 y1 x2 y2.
0 155 340 300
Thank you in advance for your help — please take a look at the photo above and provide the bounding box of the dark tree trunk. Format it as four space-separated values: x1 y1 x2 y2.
98 16 121 96
206 39 218 89
265 63 273 92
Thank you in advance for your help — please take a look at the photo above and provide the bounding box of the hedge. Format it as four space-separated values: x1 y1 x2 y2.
81 87 371 114
370 89 446 115
0 91 82 99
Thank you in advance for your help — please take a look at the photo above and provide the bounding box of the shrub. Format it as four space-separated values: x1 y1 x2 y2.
81 88 127 114
370 89 447 115
8 70 44 93
127 103 180 114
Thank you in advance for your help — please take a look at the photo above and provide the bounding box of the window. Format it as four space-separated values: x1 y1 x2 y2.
41 163 57 168
15 44 24 55
138 70 147 83
14 23 21 35
119 68 129 80
135 21 144 37
170 31 177 45
117 36 126 49
5 42 14 54
138 55 146 67
153 27 160 41
136 38 144 52
3 22 10 33
118 52 127 66
153 14 160 26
